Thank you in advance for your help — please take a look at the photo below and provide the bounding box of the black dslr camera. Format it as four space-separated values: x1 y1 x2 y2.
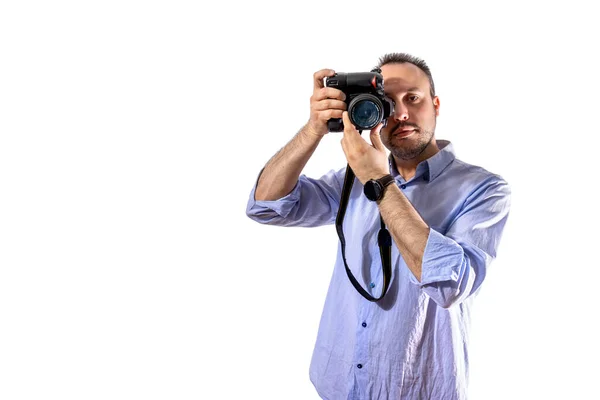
325 72 395 132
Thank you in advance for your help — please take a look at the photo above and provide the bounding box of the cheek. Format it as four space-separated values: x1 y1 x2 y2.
417 105 437 124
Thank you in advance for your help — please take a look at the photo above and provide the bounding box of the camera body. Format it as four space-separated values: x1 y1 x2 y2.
325 72 395 132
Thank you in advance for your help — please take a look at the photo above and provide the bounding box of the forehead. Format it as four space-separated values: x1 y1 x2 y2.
380 63 430 93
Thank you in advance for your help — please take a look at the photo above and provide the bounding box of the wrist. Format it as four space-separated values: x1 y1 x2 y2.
302 122 327 139
364 174 395 202
369 171 391 181
375 183 395 205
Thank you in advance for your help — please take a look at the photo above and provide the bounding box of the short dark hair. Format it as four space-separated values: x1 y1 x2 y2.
372 53 436 99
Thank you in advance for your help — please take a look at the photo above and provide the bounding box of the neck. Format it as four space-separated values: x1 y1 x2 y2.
393 139 440 181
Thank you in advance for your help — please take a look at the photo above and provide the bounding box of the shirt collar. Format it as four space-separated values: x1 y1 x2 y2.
388 139 455 183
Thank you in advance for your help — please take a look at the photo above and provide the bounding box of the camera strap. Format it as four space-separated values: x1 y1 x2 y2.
335 164 392 302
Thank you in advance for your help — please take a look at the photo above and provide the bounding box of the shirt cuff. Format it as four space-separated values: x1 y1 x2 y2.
246 170 302 219
415 228 464 286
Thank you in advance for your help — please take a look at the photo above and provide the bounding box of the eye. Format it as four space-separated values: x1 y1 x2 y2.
408 95 419 102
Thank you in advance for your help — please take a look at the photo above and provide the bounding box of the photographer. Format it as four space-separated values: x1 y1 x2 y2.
245 53 511 400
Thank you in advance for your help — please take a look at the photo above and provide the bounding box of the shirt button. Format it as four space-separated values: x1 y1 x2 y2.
357 364 363 369
400 184 406 189
370 282 375 288
362 322 367 327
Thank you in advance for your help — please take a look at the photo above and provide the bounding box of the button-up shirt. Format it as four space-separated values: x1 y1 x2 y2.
245 140 511 400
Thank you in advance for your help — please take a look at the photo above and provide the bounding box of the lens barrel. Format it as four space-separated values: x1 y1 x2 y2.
348 94 384 130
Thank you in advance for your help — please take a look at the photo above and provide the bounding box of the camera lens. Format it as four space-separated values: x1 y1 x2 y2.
348 94 383 130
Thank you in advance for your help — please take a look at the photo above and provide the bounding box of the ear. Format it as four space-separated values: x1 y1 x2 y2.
433 96 441 116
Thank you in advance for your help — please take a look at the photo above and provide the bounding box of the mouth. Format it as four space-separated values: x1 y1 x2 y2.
392 127 418 139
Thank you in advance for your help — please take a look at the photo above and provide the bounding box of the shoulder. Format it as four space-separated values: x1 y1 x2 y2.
449 158 511 201
452 157 508 184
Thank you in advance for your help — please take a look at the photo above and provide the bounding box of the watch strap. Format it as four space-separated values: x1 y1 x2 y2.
377 174 395 188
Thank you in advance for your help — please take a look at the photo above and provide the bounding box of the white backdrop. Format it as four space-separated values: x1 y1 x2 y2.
1 1 599 399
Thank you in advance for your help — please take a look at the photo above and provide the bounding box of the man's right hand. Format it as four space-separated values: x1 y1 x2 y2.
304 69 347 138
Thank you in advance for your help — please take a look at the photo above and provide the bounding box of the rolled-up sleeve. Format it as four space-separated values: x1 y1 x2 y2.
416 176 511 308
245 167 346 228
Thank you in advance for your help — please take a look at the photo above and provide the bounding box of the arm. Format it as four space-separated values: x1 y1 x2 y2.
246 68 349 226
254 126 323 201
376 184 429 281
378 177 511 308
255 68 346 201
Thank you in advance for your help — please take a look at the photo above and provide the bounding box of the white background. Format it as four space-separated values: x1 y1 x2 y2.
1 1 599 399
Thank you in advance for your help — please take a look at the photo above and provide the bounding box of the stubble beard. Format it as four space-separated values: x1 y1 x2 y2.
385 115 437 161
390 127 435 160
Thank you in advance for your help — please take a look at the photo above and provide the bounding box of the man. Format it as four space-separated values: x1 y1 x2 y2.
245 53 511 400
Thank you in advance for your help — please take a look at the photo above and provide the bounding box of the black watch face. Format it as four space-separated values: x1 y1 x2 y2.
364 180 382 201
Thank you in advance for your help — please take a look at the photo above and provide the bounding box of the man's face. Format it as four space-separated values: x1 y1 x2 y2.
380 63 440 161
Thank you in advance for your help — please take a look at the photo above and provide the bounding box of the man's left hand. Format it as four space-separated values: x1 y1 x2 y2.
340 111 390 184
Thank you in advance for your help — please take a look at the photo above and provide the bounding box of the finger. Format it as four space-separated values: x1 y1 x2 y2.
313 69 336 90
370 123 385 152
313 87 347 101
340 135 348 158
313 99 347 111
317 109 344 122
342 111 360 141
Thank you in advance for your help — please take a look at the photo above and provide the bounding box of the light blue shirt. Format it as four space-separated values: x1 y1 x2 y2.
246 140 511 400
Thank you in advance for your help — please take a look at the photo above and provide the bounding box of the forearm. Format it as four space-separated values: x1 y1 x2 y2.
254 125 323 201
377 184 430 281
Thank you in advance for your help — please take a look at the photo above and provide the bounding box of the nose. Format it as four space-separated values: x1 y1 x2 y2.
394 102 409 121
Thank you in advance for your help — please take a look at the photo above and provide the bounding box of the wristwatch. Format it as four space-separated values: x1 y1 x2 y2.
364 174 395 201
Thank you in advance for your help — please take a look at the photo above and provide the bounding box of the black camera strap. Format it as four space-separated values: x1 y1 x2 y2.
335 164 392 302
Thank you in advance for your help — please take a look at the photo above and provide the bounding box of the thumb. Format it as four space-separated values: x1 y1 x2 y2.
370 123 385 151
